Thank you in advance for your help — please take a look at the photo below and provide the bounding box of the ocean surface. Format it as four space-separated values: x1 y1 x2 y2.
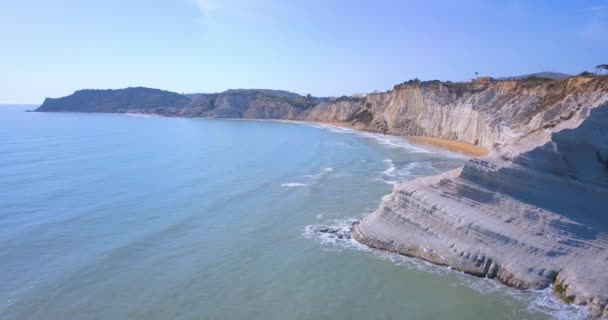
0 105 586 320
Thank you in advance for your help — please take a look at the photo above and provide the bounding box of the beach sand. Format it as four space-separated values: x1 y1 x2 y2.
405 136 489 157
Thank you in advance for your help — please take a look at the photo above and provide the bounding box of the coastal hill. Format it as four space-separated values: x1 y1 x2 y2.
37 88 330 118
36 87 191 113
35 76 608 317
170 89 329 118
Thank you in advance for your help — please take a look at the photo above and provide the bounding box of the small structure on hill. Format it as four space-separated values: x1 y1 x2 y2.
596 64 608 75
475 76 494 83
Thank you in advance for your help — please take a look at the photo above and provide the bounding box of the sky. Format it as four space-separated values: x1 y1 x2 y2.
1 0 607 103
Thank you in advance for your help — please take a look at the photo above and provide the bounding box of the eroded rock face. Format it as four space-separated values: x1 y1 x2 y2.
297 77 608 151
354 104 608 317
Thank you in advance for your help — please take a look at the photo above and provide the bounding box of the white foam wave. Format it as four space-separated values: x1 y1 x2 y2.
451 274 588 320
358 131 431 153
382 159 396 176
525 287 589 320
302 167 335 179
281 182 306 188
304 122 431 153
379 160 437 185
126 113 157 118
304 217 588 320
303 217 365 251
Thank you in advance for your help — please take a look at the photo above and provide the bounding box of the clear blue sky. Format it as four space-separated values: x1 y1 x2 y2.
1 0 607 103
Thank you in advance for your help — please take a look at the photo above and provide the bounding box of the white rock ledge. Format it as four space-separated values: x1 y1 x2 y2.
354 105 608 318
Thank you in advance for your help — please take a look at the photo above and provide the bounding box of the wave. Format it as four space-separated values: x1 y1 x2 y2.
304 122 431 153
125 113 157 118
379 159 437 185
283 167 335 190
303 217 588 320
382 159 396 176
525 287 589 320
281 182 306 188
303 217 364 251
357 131 430 153
302 167 334 179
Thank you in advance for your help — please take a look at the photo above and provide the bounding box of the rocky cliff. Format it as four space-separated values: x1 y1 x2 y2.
298 77 608 151
352 76 608 318
37 76 608 316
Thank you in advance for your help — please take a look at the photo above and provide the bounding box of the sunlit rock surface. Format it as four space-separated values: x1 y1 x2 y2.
354 81 608 317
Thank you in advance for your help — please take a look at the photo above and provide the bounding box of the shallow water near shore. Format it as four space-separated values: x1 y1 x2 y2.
0 106 586 319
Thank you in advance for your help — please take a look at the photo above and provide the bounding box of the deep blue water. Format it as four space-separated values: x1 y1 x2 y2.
0 105 582 319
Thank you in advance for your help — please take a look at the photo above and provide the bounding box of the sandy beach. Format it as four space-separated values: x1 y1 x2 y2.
405 136 489 157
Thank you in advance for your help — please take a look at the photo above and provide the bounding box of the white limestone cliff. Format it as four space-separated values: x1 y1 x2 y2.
352 77 608 317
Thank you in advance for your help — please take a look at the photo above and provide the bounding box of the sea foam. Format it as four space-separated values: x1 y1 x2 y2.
379 159 437 185
281 182 306 188
305 122 431 153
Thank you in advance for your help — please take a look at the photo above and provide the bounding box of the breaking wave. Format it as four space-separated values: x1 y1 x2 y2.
125 113 158 118
379 159 438 185
303 217 364 251
305 123 431 153
382 159 396 175
281 182 306 188
302 167 334 179
284 167 335 190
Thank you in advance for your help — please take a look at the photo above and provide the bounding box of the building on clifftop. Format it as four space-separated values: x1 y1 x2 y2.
474 76 494 83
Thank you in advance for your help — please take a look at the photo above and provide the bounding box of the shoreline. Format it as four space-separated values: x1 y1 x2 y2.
287 121 486 158
46 110 483 159
221 117 478 158
404 136 489 157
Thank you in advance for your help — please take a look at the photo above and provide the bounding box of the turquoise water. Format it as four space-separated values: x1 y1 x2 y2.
0 106 583 319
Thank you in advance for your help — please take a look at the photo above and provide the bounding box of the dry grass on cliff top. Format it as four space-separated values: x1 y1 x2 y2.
406 136 489 157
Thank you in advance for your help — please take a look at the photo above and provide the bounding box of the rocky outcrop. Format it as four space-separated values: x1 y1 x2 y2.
353 77 608 317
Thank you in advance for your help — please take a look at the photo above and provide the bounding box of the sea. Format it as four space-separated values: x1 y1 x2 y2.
0 105 588 320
